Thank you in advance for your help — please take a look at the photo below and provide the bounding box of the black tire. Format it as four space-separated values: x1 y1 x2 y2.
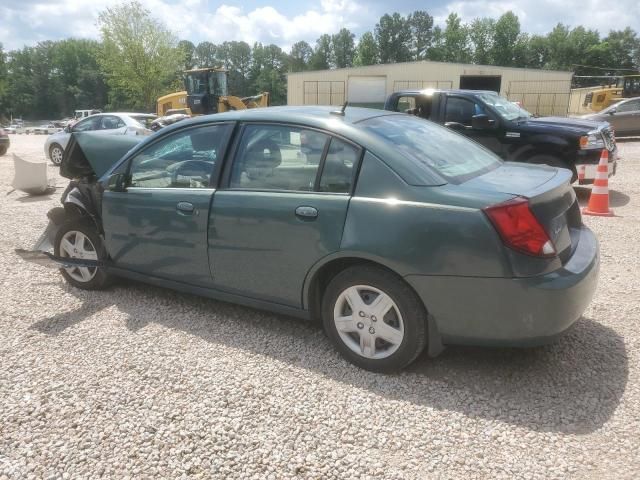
0 146 7 156
49 143 64 166
322 265 428 372
528 154 577 182
54 219 113 290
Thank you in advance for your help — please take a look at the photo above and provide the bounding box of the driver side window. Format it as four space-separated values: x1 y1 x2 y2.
72 117 100 132
128 124 231 188
445 98 479 126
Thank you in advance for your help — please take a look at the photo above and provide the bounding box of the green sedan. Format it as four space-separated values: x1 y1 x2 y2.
21 106 599 371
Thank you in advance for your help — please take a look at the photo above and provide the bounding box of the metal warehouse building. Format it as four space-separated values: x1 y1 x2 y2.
288 60 573 116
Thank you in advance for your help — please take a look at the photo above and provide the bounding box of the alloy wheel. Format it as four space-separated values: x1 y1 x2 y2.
51 146 63 165
59 230 98 282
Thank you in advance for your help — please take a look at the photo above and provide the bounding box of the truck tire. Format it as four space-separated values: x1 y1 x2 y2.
528 154 577 183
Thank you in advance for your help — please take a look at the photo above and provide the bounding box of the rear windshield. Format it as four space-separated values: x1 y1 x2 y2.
360 115 501 184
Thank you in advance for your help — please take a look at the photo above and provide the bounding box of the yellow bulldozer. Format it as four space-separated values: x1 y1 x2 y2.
583 74 640 112
156 67 270 117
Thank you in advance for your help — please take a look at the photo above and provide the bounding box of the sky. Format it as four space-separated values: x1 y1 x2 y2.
1 0 639 52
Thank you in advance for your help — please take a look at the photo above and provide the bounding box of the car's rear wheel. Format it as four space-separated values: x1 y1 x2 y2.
0 146 7 156
322 266 427 372
54 220 113 290
49 143 64 165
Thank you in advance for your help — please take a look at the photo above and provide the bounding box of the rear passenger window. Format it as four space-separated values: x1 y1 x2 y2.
319 138 359 193
230 125 329 191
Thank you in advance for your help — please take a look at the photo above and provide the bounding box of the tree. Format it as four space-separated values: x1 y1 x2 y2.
97 1 183 111
354 32 378 66
194 41 217 67
408 11 434 60
603 28 640 71
249 43 288 104
289 41 312 72
178 40 196 70
469 18 495 65
442 13 471 63
331 28 356 68
223 41 252 95
0 43 9 120
375 13 412 63
309 34 333 70
492 11 521 66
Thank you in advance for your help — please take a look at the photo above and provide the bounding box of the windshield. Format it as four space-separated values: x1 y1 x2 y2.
185 72 208 95
210 71 228 96
477 93 531 121
360 115 501 184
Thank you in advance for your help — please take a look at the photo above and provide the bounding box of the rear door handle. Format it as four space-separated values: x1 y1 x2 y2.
176 201 195 215
295 206 318 219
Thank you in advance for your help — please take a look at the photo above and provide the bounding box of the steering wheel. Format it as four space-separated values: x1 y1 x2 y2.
168 160 213 186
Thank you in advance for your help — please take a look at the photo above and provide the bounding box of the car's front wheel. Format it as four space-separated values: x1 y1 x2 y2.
54 219 113 290
322 266 428 372
49 143 64 166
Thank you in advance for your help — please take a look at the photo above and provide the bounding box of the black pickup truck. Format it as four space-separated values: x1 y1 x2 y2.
384 89 617 183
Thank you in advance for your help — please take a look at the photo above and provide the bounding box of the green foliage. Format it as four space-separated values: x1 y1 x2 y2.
178 40 196 70
331 28 356 69
194 42 217 68
97 1 182 112
310 35 333 70
492 12 521 66
354 32 379 66
289 41 313 72
408 11 434 60
375 13 412 63
469 18 496 65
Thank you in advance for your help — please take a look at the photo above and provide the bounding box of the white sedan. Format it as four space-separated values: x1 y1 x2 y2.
44 112 156 165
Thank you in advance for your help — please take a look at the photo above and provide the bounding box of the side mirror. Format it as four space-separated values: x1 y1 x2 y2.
107 173 127 192
608 108 616 115
471 114 491 129
64 125 71 133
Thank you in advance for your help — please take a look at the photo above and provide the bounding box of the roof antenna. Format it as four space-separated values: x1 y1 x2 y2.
331 102 348 116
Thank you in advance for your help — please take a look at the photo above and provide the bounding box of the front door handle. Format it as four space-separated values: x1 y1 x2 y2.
295 205 318 220
176 201 195 215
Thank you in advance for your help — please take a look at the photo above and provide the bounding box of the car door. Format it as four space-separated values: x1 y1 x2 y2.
101 123 233 286
443 96 503 155
209 123 361 307
608 99 640 135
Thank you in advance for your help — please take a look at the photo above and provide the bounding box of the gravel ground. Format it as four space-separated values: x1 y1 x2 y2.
1 134 639 479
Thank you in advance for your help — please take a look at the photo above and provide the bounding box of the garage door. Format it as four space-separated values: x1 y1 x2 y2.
347 76 387 108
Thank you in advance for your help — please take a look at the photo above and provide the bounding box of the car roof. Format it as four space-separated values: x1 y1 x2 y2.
392 89 499 96
188 105 392 125
89 112 156 118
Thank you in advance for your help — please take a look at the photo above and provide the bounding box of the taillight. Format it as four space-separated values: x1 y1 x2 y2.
483 197 556 258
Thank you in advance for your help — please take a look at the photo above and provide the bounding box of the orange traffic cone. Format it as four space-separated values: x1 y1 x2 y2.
577 164 586 184
583 150 614 217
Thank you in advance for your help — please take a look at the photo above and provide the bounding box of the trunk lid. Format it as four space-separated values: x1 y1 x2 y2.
466 162 580 263
60 132 143 180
